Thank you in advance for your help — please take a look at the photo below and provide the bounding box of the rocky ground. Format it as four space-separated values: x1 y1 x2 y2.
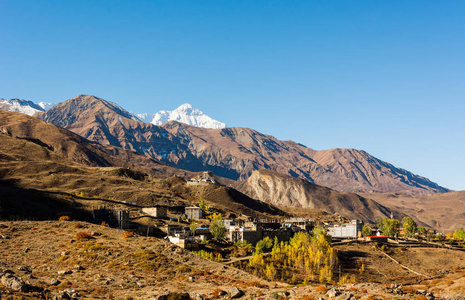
1 221 465 299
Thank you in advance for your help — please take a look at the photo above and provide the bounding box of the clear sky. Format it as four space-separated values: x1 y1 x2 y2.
1 1 464 190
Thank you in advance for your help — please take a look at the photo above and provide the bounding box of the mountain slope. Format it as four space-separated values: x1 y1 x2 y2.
0 109 191 178
0 110 283 220
137 103 227 129
0 98 46 115
238 169 399 223
159 122 448 194
35 94 448 194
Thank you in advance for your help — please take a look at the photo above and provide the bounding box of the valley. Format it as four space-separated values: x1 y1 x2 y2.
0 96 464 299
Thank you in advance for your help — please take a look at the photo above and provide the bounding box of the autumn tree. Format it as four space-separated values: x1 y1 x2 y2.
190 221 197 236
249 227 336 283
402 216 417 238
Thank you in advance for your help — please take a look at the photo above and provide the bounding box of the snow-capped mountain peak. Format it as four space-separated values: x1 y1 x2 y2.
137 103 226 129
0 98 56 116
38 102 55 111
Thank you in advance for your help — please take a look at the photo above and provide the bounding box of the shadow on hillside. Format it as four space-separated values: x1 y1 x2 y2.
0 179 92 221
337 250 369 271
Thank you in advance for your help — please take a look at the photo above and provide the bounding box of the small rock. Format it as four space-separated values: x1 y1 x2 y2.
73 264 84 271
189 292 203 300
50 278 61 286
61 251 69 256
153 292 190 300
124 260 133 266
326 288 340 298
17 266 31 273
188 276 194 282
24 247 30 253
337 292 353 300
229 287 244 298
57 270 72 275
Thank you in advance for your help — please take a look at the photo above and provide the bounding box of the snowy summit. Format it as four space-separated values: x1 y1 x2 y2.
0 98 56 116
137 103 226 129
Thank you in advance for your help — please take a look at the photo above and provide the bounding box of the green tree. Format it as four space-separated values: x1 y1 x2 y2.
402 216 417 238
210 213 226 241
417 226 427 235
256 237 273 254
362 225 372 237
234 241 253 256
199 197 209 212
378 218 400 237
453 228 465 240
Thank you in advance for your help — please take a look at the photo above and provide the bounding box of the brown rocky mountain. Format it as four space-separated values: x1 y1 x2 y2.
0 110 283 220
237 169 403 223
35 94 448 194
0 109 192 178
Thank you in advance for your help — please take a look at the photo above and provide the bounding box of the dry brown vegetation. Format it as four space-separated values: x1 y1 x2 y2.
0 221 271 299
3 224 465 298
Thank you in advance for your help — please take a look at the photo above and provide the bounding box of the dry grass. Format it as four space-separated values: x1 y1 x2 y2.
123 231 134 239
75 231 92 240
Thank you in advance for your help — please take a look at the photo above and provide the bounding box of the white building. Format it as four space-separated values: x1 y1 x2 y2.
327 220 364 238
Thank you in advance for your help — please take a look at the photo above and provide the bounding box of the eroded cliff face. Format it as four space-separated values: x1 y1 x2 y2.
238 170 401 223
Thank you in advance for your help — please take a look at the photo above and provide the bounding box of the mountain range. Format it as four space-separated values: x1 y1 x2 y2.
0 94 462 228
34 95 448 195
0 98 54 115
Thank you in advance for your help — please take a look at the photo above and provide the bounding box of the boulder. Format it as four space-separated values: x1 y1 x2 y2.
1 274 28 292
326 288 340 298
229 287 244 298
189 292 203 300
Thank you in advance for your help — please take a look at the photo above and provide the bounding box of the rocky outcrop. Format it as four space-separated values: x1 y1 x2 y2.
238 170 402 223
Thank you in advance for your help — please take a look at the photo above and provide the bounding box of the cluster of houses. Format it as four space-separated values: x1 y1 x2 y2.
93 203 389 250
186 171 218 186
164 205 379 248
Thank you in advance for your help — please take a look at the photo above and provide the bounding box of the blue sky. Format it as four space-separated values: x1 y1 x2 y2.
1 1 464 190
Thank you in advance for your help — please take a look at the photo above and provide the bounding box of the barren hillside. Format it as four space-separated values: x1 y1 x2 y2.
361 191 465 232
